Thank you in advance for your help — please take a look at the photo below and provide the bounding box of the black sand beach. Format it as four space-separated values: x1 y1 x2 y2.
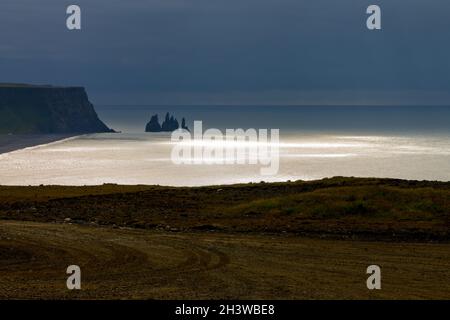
0 134 75 154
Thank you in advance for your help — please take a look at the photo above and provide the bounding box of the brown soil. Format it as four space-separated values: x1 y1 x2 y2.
0 177 449 299
0 221 449 299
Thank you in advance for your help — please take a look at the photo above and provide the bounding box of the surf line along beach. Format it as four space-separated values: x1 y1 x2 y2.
0 84 115 155
170 120 280 176
0 134 80 155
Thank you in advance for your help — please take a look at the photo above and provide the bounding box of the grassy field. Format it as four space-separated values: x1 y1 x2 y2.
0 177 449 299
0 177 449 241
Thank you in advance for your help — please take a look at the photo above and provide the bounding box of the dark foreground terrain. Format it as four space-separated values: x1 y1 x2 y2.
0 177 449 299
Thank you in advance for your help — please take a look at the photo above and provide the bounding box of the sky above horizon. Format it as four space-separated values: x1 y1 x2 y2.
1 0 450 105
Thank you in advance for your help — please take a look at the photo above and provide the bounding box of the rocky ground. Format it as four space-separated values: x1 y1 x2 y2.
0 177 449 299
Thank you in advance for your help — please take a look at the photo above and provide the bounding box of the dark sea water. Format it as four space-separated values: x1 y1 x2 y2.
1 106 449 186
96 105 450 134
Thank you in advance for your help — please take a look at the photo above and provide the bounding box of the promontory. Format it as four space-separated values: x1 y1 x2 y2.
0 84 113 134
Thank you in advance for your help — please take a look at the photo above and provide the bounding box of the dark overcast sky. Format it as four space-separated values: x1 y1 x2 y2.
1 0 450 105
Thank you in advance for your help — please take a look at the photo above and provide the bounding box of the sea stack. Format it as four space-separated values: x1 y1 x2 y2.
145 114 162 132
145 112 189 132
0 84 113 134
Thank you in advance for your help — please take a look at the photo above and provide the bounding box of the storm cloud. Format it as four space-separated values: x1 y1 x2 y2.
0 0 449 105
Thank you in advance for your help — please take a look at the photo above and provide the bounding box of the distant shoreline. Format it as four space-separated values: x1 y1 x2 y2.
0 134 77 155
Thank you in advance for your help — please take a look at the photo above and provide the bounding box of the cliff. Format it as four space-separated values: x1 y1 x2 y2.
0 84 113 134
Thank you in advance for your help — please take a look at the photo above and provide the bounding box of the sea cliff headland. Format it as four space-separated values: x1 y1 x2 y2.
0 84 113 153
0 84 112 134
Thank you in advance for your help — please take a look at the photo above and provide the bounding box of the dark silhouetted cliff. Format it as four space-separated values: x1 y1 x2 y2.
0 84 113 134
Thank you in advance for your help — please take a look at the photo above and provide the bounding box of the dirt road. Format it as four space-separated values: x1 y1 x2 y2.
0 220 449 299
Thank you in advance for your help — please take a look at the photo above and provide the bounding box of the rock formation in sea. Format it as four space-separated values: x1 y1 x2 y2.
145 114 162 132
145 112 189 132
161 113 179 132
181 118 189 132
0 84 113 134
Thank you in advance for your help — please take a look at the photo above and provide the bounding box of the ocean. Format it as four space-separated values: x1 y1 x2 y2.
0 105 449 186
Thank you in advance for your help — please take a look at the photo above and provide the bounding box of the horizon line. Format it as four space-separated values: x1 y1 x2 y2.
95 104 450 108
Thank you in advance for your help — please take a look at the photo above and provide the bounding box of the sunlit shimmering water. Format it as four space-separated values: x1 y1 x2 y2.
1 132 450 186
